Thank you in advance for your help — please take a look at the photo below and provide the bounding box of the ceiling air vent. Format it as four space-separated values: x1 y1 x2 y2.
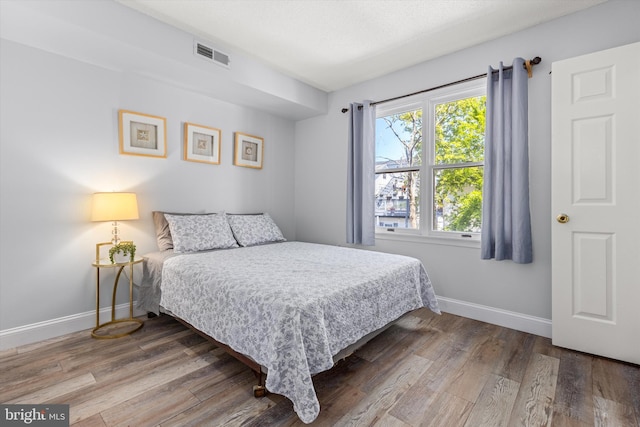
194 41 230 68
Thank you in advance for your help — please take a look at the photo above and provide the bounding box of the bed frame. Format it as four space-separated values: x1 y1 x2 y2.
167 313 394 397
173 316 268 396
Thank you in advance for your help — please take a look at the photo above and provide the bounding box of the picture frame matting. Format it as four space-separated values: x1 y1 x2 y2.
184 122 222 164
234 132 264 169
118 110 167 158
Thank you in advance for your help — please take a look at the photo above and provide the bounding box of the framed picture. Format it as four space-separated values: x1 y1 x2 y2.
118 110 167 158
184 122 221 164
234 132 263 169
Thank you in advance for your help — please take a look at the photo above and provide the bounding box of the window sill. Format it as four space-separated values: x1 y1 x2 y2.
375 231 481 249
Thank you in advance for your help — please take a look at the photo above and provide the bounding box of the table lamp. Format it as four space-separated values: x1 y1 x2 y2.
91 192 139 245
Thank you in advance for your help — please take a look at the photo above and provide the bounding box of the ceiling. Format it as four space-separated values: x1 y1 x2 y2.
116 0 606 92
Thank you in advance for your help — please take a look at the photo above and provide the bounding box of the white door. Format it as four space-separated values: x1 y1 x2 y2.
551 42 640 365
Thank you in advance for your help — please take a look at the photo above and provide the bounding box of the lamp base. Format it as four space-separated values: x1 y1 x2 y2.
111 220 121 245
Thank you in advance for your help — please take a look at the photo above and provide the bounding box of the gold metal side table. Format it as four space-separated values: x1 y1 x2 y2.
91 255 144 339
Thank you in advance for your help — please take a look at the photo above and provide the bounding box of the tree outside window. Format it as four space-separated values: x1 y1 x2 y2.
375 82 486 238
434 95 485 232
375 109 422 229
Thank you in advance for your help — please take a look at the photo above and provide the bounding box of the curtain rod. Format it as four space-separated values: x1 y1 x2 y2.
341 56 541 113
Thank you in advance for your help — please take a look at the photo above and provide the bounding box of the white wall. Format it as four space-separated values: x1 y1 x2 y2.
294 0 640 321
0 39 296 340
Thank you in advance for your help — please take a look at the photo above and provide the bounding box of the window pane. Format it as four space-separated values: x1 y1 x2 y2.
435 96 485 164
376 109 422 172
433 166 483 232
375 171 420 229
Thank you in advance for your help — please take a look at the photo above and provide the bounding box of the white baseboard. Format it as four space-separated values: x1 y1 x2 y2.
0 297 552 351
436 296 552 338
0 303 147 351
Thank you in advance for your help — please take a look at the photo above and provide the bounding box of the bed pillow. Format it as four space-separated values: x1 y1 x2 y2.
227 213 286 247
164 213 238 253
152 211 206 251
152 211 176 251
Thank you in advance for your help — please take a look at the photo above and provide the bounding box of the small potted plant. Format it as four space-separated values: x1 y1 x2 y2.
109 242 137 264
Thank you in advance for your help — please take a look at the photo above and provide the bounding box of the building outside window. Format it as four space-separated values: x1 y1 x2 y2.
375 79 486 241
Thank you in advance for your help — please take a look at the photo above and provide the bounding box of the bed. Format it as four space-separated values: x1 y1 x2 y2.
139 212 440 423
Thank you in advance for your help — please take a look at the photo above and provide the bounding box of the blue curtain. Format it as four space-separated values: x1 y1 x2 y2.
347 101 376 245
481 58 533 263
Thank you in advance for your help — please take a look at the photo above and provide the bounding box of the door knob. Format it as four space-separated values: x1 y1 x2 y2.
556 213 570 223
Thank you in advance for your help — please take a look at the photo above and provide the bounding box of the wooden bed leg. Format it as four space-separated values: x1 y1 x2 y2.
253 385 266 397
252 371 267 397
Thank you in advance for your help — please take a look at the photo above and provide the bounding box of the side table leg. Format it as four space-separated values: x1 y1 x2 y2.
112 266 126 322
129 262 134 319
95 268 100 328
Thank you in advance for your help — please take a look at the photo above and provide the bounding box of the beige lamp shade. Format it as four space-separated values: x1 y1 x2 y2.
91 192 139 222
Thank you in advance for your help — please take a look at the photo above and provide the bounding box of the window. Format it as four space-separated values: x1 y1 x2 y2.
375 80 486 241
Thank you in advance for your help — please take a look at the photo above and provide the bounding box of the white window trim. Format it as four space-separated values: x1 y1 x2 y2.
375 78 486 248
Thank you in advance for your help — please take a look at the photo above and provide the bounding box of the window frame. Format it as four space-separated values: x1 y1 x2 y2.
374 78 486 245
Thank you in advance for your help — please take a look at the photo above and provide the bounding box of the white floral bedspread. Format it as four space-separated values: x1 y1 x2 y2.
159 242 439 423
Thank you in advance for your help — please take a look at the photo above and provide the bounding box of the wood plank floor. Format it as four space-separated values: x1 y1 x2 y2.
1 309 638 426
